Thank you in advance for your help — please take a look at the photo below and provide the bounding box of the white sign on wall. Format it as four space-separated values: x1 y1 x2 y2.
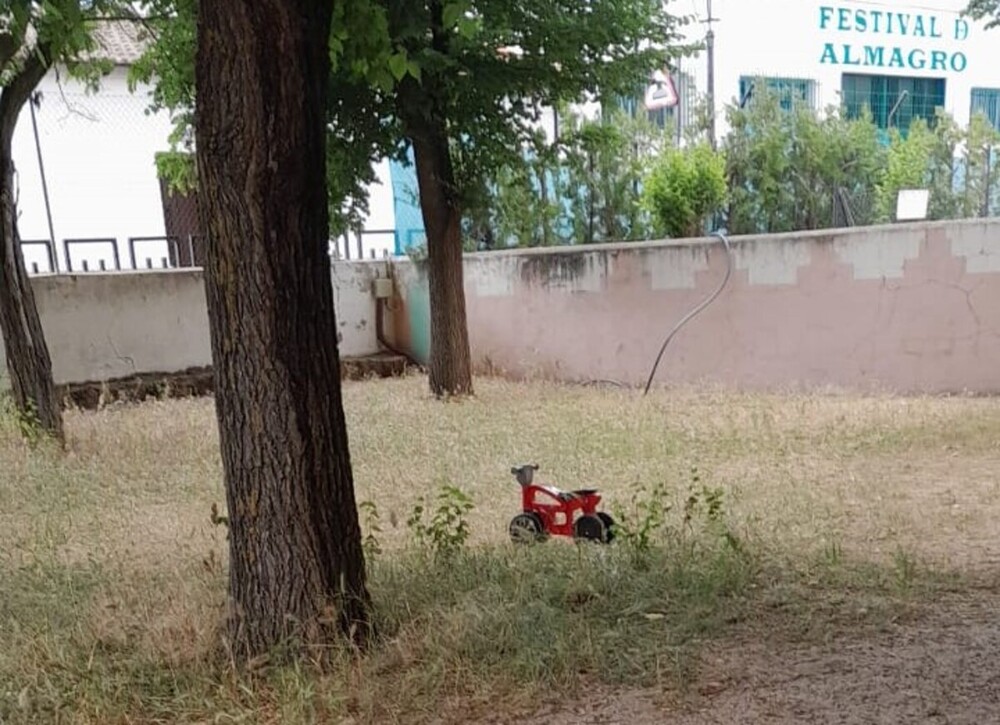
896 189 930 221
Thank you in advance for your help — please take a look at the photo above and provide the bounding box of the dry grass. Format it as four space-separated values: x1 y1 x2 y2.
2 372 1000 723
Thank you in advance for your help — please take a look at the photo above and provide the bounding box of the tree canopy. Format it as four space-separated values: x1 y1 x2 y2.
132 0 692 234
965 0 1000 28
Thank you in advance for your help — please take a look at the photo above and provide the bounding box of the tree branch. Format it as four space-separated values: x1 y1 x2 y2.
0 42 52 149
0 23 28 77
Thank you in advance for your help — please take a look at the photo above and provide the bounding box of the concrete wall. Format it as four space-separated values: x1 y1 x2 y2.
4 220 999 395
0 262 386 386
389 219 1000 394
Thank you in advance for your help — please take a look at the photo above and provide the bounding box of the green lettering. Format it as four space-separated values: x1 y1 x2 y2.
914 15 925 37
855 9 867 31
908 49 926 69
930 50 947 70
865 46 885 66
951 52 967 71
820 6 834 30
838 8 851 30
889 47 905 68
820 43 838 64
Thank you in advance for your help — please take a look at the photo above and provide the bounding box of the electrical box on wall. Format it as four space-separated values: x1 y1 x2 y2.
373 277 393 299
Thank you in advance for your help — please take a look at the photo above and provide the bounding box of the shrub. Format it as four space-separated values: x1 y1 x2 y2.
643 144 727 238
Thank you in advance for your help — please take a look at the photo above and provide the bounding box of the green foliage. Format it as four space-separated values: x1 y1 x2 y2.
965 0 1000 28
359 500 383 558
406 484 474 559
722 83 1000 231
129 0 195 146
870 110 1000 222
0 393 46 447
132 0 403 237
875 119 936 221
610 466 742 569
959 112 1000 218
724 84 885 234
388 0 691 193
924 110 964 220
135 0 693 242
642 143 727 238
1 1 114 84
559 108 662 244
611 479 671 559
154 151 196 195
464 106 670 248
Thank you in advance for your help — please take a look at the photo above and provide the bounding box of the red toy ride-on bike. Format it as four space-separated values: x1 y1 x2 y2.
507 464 615 544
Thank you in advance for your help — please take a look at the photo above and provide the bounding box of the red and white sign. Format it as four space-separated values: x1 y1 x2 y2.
644 70 678 110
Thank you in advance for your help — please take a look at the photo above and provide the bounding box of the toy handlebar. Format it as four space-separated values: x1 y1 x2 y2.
510 463 539 486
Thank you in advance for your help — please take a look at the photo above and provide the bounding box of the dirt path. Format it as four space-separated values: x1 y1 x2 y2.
521 594 1000 725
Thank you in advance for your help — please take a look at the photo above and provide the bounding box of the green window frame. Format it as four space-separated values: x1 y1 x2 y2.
738 76 817 111
971 87 1000 131
841 73 945 133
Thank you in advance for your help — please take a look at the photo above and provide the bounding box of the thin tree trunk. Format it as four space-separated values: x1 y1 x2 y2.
401 101 473 397
195 0 370 660
0 48 63 442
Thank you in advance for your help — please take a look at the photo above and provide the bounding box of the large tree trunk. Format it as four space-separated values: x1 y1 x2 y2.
195 0 370 660
0 50 63 442
401 104 474 397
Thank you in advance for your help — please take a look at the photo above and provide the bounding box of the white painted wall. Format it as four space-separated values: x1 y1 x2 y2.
332 158 400 260
12 66 177 273
12 65 405 271
0 262 386 386
679 0 1000 138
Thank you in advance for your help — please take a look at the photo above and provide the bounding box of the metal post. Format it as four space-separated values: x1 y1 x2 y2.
29 92 58 272
705 0 718 150
982 145 992 218
675 59 683 147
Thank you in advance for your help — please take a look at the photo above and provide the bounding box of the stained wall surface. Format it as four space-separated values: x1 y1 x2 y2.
0 262 388 386
390 220 1000 394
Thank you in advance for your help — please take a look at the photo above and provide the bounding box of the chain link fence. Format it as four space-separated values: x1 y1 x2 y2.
832 187 878 228
14 73 416 274
11 73 203 275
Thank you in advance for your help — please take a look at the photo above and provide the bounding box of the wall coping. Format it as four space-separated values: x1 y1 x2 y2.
456 218 998 263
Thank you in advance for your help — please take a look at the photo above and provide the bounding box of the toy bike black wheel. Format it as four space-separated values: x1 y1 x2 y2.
597 512 616 543
509 512 546 544
573 514 608 543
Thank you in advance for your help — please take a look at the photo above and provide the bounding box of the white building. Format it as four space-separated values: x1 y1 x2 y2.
12 22 177 273
11 21 402 273
15 3 1000 269
677 0 1000 140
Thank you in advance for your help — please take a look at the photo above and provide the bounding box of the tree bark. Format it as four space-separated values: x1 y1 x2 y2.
400 98 474 397
0 47 63 442
195 0 371 660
